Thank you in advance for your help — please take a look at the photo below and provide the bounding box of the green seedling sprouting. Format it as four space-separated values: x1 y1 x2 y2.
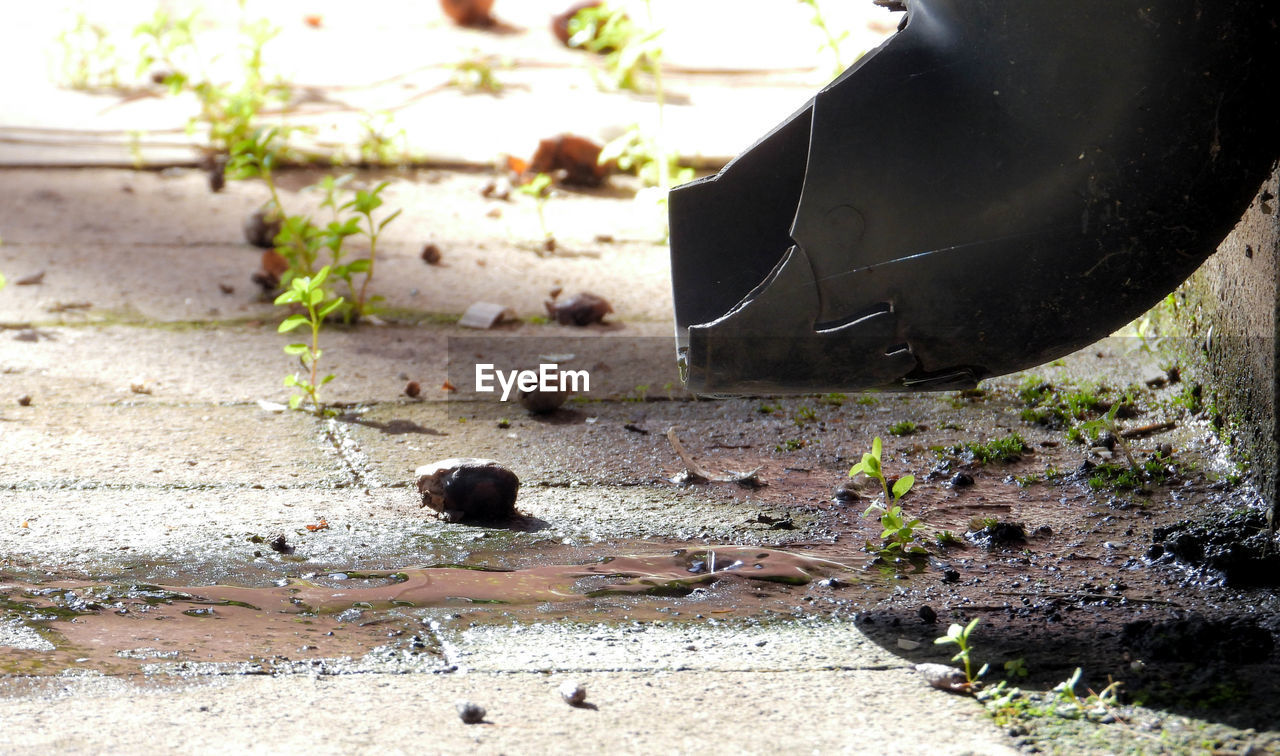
935 618 988 690
1003 658 1029 680
794 405 817 426
519 172 556 251
57 13 126 91
567 1 661 93
345 181 401 317
276 266 344 414
851 437 925 559
1053 668 1123 721
819 393 846 407
850 436 915 505
450 53 505 94
796 0 851 80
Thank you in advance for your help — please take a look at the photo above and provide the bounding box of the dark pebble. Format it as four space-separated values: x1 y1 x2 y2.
950 472 974 488
243 208 282 248
918 605 937 623
455 700 486 724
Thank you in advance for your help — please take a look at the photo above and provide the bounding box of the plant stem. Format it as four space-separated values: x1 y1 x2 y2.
356 213 376 315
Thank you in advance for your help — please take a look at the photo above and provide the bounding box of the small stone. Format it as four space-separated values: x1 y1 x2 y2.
416 458 520 523
243 208 282 249
405 381 421 398
421 243 442 265
455 700 486 724
833 480 862 502
481 176 512 200
17 395 32 407
269 534 293 554
459 302 516 329
558 680 587 706
918 605 937 624
950 472 974 488
941 569 960 583
518 385 569 414
914 663 969 693
545 292 612 326
1095 431 1117 450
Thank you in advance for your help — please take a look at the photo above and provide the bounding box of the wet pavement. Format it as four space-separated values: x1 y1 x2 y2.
3 3 1280 754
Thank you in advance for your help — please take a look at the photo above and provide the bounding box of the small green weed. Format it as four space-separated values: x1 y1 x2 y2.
1173 384 1203 415
819 393 846 407
855 395 877 406
57 13 128 91
850 436 915 505
953 433 1028 464
793 405 817 426
757 403 781 415
776 438 807 452
935 618 988 690
450 52 505 93
851 437 926 561
1003 658 1029 679
795 0 852 80
519 172 556 251
935 530 962 547
888 420 918 437
276 266 344 414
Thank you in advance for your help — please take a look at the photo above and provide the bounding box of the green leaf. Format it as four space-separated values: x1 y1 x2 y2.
892 474 915 500
847 462 865 478
274 289 301 305
377 208 403 230
283 343 309 356
288 394 303 409
312 265 331 289
346 259 371 274
862 453 881 478
872 436 883 460
283 374 299 386
317 297 345 319
278 314 308 333
319 373 336 385
307 288 326 307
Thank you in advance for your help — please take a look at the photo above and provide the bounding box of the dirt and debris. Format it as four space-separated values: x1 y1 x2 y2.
440 0 495 28
242 208 282 248
545 291 613 326
552 1 603 47
252 250 288 291
558 680 588 706
421 243 443 265
518 384 569 414
529 134 611 187
667 427 763 487
416 458 521 523
455 700 487 724
1148 508 1280 586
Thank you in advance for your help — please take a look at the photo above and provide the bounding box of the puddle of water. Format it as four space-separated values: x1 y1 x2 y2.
0 546 858 677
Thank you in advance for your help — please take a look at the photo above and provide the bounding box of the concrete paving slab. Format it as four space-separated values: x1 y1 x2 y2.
0 403 347 488
0 668 1018 756
0 168 674 325
0 0 898 166
450 617 904 672
0 321 685 407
